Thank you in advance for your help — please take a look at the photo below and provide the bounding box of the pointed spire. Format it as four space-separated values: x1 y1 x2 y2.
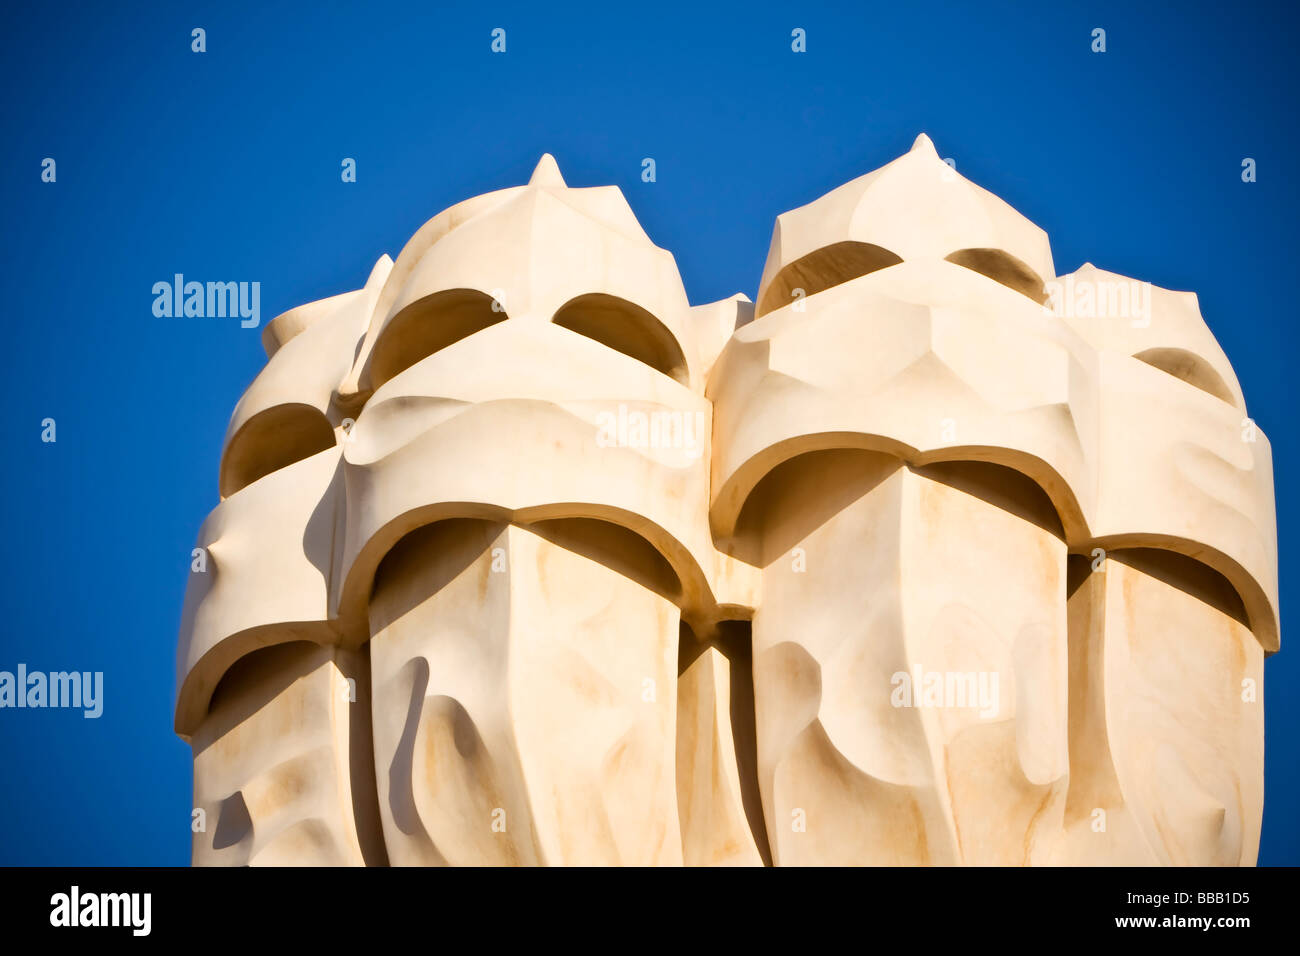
910 132 938 156
364 253 394 291
529 153 567 189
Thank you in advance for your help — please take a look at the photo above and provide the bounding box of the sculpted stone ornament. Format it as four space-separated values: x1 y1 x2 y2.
175 137 1277 866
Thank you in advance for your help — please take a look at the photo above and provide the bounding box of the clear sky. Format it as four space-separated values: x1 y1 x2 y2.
1 0 1296 864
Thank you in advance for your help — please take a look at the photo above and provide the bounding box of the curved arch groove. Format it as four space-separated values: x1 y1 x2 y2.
552 293 689 385
371 288 506 389
945 248 1049 304
758 241 903 317
1134 347 1239 407
221 404 336 498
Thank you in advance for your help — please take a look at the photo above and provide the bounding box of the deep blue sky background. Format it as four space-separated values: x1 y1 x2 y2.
0 0 1295 865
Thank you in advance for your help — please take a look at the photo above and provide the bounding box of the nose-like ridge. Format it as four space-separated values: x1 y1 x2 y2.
366 519 683 865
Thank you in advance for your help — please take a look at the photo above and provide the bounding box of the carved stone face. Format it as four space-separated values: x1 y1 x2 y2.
177 142 1275 866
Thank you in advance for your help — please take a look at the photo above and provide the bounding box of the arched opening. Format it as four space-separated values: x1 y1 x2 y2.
731 448 904 567
552 293 689 385
757 241 903 317
944 248 1049 304
206 640 326 727
372 516 682 611
370 288 506 389
1134 347 1239 406
528 517 682 602
220 404 336 498
1106 548 1250 627
910 459 1066 540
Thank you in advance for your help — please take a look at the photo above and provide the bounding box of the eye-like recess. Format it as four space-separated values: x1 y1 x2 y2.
944 248 1048 304
757 241 903 317
373 516 682 608
1133 347 1239 407
370 288 506 389
206 640 327 726
552 293 689 386
220 404 336 498
528 517 682 602
731 448 903 567
1083 547 1250 629
910 460 1066 539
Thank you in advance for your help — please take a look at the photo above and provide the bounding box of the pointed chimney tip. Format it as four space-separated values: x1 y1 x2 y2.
529 153 567 188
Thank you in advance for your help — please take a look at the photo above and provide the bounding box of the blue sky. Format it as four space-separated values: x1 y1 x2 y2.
0 0 1295 864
